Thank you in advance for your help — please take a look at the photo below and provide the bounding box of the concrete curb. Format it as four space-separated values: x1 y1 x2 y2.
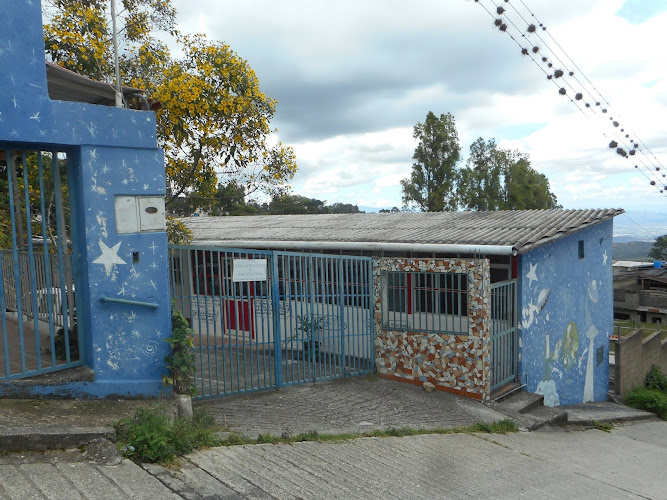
565 412 659 426
0 426 115 452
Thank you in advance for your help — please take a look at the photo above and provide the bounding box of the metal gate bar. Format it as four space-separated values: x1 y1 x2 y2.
490 279 517 391
169 245 374 400
0 148 80 380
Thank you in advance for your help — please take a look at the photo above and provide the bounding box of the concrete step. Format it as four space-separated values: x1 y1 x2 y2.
0 425 115 453
487 390 568 431
563 401 658 426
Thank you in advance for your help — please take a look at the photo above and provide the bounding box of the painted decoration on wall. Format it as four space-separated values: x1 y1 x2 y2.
518 220 614 406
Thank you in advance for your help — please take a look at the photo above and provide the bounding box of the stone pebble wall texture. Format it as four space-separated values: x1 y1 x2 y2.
373 258 491 400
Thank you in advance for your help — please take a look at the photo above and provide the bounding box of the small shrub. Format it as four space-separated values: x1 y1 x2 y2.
115 407 221 463
592 421 614 432
164 303 196 396
626 388 667 420
468 419 519 434
645 365 667 393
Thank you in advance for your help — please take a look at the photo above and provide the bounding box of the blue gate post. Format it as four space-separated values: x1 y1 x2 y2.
0 0 171 396
270 252 283 388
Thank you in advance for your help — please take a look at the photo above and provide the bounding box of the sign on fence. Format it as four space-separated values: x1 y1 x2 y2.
233 259 268 282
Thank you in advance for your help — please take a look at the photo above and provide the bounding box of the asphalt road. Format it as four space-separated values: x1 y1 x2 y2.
1 421 665 499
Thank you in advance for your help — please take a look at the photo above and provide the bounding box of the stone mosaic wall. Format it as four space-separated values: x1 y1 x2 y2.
373 258 491 400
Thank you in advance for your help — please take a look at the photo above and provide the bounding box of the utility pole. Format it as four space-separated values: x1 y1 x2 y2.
110 0 122 108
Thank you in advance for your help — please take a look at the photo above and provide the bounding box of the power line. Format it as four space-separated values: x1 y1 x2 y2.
472 0 667 198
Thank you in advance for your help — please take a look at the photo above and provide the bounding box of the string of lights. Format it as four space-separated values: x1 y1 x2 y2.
471 0 667 197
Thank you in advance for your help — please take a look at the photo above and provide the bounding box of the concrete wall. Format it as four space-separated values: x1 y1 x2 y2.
518 220 614 406
0 0 171 397
373 258 491 400
614 330 667 398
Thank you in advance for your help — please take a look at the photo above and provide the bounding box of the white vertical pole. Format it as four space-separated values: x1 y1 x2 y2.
110 0 123 108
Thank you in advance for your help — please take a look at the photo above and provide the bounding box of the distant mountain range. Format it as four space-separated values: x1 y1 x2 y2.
612 240 653 262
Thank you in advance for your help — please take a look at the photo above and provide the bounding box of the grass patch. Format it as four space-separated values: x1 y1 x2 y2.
116 409 519 463
624 365 667 420
592 421 614 432
236 419 520 447
645 365 667 392
626 388 667 420
467 419 519 434
115 407 222 464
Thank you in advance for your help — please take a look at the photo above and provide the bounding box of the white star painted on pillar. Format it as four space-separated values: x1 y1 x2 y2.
29 49 39 66
29 112 40 122
150 280 157 290
89 149 98 161
526 262 538 286
11 96 18 108
101 164 110 174
149 241 158 255
93 239 127 276
150 261 159 271
602 251 608 266
84 122 97 137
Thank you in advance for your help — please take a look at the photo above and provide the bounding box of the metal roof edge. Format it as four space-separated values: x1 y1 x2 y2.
193 240 517 256
516 209 624 254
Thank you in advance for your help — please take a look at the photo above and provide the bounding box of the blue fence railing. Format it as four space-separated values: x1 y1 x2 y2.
169 246 374 400
0 148 80 380
490 279 518 392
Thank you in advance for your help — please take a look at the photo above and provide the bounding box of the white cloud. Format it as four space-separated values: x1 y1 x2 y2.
170 0 667 217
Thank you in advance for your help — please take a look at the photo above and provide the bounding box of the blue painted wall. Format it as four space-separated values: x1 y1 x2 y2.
518 220 614 406
0 0 171 396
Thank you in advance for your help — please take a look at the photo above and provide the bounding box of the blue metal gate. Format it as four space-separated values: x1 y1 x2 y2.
0 148 80 380
490 279 518 391
169 246 374 399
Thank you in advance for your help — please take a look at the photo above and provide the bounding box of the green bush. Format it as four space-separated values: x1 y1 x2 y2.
645 365 667 392
164 303 197 396
115 407 220 463
626 388 667 420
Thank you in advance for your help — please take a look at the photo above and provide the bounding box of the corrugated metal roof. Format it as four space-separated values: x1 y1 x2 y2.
46 62 145 106
183 209 624 254
638 268 667 284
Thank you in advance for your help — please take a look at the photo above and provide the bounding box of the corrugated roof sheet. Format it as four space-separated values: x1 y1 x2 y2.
46 62 145 106
183 208 624 254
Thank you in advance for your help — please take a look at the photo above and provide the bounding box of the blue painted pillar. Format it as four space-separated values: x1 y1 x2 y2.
74 146 170 395
0 0 172 396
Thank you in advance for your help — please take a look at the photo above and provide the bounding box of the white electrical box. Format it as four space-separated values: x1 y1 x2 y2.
115 196 166 234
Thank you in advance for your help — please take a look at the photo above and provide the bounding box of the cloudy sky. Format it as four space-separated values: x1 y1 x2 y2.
170 0 667 236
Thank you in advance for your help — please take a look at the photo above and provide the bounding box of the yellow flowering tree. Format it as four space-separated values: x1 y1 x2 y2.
134 35 297 206
42 1 296 209
43 0 176 80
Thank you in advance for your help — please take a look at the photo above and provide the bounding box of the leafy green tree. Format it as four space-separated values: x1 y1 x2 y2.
458 141 559 211
328 203 363 214
504 157 559 210
269 195 327 215
209 182 261 216
458 138 504 211
400 112 461 212
649 235 667 261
